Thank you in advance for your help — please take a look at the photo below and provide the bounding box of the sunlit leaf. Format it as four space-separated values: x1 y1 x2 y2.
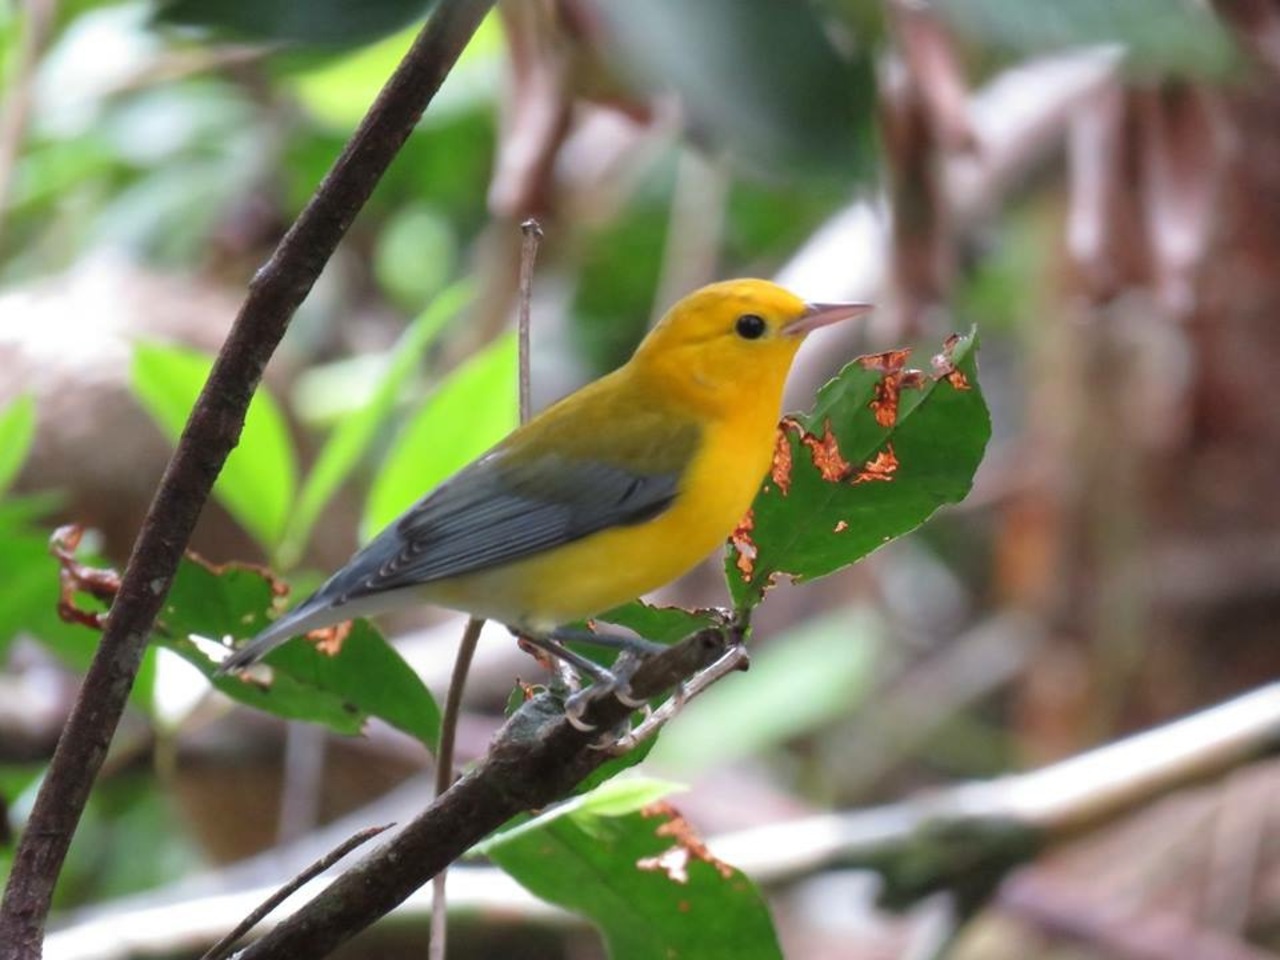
132 343 298 553
374 204 457 309
480 779 781 960
0 395 36 497
727 331 990 609
363 332 517 538
280 283 468 566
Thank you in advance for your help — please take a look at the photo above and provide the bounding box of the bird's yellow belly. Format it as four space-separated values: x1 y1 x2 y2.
423 420 772 628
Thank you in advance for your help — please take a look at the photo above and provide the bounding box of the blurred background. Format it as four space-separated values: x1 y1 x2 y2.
2 0 1280 957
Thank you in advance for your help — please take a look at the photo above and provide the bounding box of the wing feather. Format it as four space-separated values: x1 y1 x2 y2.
318 416 700 608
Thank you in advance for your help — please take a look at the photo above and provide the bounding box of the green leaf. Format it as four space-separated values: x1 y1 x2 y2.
935 0 1240 79
563 603 721 675
0 396 36 497
598 602 721 646
374 204 458 310
650 608 882 773
481 779 781 960
159 556 441 748
132 343 298 553
0 507 158 708
154 0 434 48
595 0 873 180
727 331 990 609
0 506 95 665
363 332 517 538
280 283 469 566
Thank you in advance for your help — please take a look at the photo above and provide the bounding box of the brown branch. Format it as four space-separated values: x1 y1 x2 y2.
237 627 734 959
0 2 496 955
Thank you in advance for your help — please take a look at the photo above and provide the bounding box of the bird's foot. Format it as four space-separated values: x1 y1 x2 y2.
561 658 650 737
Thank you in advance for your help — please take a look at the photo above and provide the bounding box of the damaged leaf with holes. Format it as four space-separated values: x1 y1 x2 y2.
155 555 441 748
479 778 782 960
727 329 990 609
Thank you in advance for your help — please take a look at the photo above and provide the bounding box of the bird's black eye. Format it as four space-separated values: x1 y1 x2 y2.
735 314 767 340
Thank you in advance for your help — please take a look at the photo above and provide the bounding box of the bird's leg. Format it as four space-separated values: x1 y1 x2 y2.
515 633 617 688
546 626 668 658
546 626 665 715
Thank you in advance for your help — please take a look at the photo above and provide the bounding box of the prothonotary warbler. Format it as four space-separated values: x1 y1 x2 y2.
219 279 870 676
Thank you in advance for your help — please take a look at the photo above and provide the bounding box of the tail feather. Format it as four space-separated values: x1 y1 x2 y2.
215 595 348 675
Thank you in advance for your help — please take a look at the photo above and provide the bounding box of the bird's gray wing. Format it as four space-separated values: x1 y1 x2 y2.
318 437 696 606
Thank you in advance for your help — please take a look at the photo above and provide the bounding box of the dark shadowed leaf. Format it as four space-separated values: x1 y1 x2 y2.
594 0 873 180
935 0 1239 78
154 0 435 48
159 556 440 748
480 778 782 960
727 331 990 610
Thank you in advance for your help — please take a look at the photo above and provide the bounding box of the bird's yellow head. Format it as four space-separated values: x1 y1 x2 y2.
630 279 871 417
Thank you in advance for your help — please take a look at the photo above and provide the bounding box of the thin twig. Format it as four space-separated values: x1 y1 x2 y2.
429 219 541 960
0 2 496 955
428 220 541 960
199 824 393 960
517 218 543 422
428 616 483 960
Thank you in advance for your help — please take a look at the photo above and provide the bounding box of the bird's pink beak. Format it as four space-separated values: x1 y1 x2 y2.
785 301 874 337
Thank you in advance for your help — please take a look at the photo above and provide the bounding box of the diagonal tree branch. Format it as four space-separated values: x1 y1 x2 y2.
0 2 496 955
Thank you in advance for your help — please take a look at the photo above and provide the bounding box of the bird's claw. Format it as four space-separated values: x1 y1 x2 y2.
563 673 652 745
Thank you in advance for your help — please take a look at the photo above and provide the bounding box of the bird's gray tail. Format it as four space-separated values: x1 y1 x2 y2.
215 594 345 675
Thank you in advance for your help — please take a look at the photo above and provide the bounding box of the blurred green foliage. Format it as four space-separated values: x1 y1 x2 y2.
363 329 517 537
0 397 36 497
0 0 1244 951
133 342 299 553
935 0 1239 78
156 0 435 48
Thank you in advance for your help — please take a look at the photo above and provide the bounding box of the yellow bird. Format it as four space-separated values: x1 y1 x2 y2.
220 279 869 675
